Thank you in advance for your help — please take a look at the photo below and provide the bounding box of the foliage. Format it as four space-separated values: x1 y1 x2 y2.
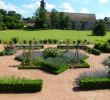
53 39 58 44
79 78 110 90
92 19 106 36
48 39 53 44
43 48 63 58
43 39 48 44
41 57 69 74
0 9 23 30
35 7 47 29
0 76 43 92
50 9 60 29
11 37 19 44
94 42 110 53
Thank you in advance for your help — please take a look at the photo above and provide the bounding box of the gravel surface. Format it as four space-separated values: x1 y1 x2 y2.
0 44 110 100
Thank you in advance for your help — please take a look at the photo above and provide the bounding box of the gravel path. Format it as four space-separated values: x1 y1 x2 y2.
0 44 110 100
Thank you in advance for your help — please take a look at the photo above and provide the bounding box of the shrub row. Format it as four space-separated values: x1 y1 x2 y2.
15 44 44 50
94 43 110 53
0 76 43 93
79 78 110 90
57 45 101 55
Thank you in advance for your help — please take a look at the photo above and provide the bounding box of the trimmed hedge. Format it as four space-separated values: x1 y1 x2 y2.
79 78 110 90
34 57 69 74
15 44 44 50
57 45 101 55
89 48 101 55
74 62 90 68
0 76 43 93
94 43 110 53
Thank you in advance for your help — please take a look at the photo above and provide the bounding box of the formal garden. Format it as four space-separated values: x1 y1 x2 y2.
0 36 110 93
0 0 110 99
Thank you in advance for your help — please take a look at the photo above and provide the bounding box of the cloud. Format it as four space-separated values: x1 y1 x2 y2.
0 0 26 14
99 0 109 4
60 2 75 12
23 1 55 10
80 8 89 13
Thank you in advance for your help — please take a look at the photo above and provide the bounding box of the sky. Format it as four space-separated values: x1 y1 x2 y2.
0 0 110 19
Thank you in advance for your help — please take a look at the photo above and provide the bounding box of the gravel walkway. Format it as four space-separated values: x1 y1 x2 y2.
0 44 110 100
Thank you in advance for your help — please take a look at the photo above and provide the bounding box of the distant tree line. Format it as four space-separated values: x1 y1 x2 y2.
0 9 23 30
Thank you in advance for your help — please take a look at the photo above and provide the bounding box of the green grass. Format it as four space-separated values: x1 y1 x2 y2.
0 30 110 43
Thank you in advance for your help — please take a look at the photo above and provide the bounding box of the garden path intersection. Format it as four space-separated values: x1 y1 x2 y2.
0 44 110 100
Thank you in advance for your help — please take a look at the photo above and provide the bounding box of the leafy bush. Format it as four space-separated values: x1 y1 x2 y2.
11 37 19 44
48 39 53 44
43 39 48 44
23 40 27 44
94 42 110 53
53 39 58 44
15 56 27 62
43 48 63 58
79 78 110 90
92 19 106 36
0 76 43 92
90 48 101 55
0 50 16 56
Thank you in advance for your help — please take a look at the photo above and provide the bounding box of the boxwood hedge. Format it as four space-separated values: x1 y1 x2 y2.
79 78 110 90
0 76 43 93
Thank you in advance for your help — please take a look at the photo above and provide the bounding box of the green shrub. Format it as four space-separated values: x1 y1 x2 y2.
23 40 27 44
53 39 58 44
48 39 53 44
43 39 48 44
79 78 110 90
0 51 5 56
15 56 27 62
0 50 16 56
90 48 101 55
43 48 63 58
94 42 110 53
11 37 19 44
0 76 43 92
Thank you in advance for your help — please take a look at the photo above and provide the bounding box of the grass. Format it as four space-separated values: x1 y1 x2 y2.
0 30 110 43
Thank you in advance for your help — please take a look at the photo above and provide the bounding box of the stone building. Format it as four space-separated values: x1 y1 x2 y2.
48 12 96 30
24 0 96 30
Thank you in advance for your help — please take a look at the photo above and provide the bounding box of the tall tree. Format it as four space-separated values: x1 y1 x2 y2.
50 9 59 29
35 0 47 29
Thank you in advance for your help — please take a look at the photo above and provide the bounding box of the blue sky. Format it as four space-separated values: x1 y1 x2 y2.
0 0 110 19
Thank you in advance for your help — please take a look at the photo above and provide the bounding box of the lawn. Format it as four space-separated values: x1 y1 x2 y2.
0 29 110 43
